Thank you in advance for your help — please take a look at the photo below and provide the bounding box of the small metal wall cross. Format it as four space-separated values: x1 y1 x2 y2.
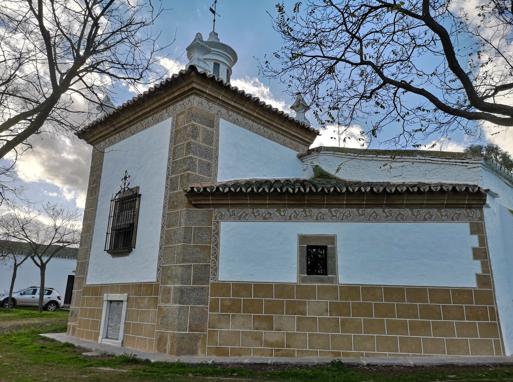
119 170 131 193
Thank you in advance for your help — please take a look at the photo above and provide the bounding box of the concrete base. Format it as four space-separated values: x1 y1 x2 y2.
42 333 513 366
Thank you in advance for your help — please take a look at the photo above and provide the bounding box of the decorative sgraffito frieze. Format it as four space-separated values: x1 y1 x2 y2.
213 207 482 223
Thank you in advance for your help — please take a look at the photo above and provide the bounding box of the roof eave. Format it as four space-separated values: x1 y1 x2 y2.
77 68 318 146
184 179 487 209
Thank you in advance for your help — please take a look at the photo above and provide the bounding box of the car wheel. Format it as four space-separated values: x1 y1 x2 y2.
45 301 59 311
2 298 15 308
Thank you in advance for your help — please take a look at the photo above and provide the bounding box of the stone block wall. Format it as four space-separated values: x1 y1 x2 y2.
155 107 217 356
206 220 503 357
71 283 159 352
207 282 501 357
67 134 161 353
67 149 104 337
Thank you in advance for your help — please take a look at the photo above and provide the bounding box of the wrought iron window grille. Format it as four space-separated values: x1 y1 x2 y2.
105 170 141 255
306 245 328 276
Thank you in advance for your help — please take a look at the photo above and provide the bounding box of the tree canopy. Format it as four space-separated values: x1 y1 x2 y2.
0 0 164 159
465 143 513 172
267 0 513 145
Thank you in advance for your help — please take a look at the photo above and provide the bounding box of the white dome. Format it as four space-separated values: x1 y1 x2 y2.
186 31 238 83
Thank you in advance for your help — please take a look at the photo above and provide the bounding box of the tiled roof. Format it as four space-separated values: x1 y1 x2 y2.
185 178 484 195
0 240 78 260
78 66 318 139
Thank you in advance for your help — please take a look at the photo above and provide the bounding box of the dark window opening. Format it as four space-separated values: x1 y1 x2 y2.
226 68 231 82
213 62 220 77
105 187 141 254
306 245 328 276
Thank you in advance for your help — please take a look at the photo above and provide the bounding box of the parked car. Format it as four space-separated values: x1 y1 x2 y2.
0 287 63 311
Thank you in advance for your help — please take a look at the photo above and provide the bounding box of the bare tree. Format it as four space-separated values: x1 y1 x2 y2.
0 0 166 159
0 158 18 206
266 0 513 146
0 241 31 308
0 203 80 312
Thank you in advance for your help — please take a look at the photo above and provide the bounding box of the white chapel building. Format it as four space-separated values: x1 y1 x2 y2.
68 29 513 359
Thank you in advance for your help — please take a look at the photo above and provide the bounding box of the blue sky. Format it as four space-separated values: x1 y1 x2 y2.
6 1 299 213
139 0 479 150
153 0 285 91
5 0 510 213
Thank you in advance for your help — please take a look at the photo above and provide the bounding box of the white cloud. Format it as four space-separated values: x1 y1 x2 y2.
159 57 185 75
449 0 513 155
7 64 294 211
128 57 185 94
127 61 292 115
231 77 289 112
311 125 369 149
11 134 91 209
483 125 513 154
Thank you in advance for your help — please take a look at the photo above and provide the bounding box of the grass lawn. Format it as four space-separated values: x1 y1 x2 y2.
0 306 69 321
2 309 513 381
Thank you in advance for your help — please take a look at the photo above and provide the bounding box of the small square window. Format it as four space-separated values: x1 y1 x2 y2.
298 235 337 284
306 245 328 276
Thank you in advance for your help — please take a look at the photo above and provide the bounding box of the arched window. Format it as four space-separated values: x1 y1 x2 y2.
213 62 220 77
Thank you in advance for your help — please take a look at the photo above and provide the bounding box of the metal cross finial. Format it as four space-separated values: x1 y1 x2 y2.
209 0 220 33
120 170 131 192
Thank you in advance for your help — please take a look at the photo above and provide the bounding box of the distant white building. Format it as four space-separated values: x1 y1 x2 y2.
0 240 78 304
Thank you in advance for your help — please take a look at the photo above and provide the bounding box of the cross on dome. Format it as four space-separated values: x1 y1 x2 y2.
186 1 237 83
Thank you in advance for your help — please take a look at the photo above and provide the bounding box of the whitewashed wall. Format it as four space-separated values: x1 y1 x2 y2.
0 256 76 295
86 119 172 284
217 119 304 181
302 152 482 184
482 167 513 355
299 150 513 354
219 221 479 287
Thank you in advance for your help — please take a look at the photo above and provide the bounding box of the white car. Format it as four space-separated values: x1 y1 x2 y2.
0 287 63 311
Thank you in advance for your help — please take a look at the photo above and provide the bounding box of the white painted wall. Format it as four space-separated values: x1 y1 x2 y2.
217 119 305 181
87 119 172 284
482 167 513 355
302 152 482 184
0 256 75 295
219 221 479 286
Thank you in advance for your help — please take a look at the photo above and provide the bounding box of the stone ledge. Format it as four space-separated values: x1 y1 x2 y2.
42 333 513 366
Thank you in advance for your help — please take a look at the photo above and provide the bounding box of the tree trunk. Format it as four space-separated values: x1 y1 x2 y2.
7 263 17 309
38 263 46 312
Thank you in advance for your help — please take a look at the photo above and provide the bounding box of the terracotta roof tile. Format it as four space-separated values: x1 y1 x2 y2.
78 66 318 139
185 178 484 195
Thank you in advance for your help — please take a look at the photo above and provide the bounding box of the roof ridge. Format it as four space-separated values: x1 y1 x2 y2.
299 146 482 161
77 66 318 140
